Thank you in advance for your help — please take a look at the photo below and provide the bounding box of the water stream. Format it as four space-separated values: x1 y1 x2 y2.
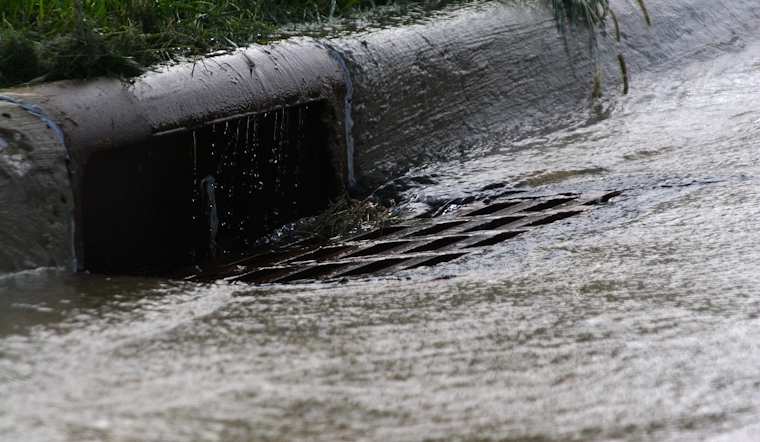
1 33 760 442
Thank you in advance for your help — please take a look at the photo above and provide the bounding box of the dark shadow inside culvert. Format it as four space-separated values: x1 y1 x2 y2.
82 101 340 276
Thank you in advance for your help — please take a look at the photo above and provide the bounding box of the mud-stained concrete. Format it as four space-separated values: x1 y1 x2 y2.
0 99 74 272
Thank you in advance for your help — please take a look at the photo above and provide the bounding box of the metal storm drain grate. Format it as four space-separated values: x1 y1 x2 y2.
174 190 623 284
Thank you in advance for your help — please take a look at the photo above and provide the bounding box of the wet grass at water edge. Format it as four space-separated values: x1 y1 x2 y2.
298 194 397 241
550 0 650 94
0 0 447 88
1 0 650 90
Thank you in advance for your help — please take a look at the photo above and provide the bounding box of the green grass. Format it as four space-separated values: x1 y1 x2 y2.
0 0 405 88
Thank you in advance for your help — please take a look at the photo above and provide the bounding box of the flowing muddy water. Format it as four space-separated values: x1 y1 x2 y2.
3 39 760 442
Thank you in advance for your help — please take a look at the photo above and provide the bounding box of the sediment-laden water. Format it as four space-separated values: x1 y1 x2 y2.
2 32 760 442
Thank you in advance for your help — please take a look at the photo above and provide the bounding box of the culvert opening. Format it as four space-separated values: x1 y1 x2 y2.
81 101 340 275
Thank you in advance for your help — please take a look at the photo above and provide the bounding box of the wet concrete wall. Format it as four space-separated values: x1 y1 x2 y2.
0 99 74 273
603 0 760 73
326 1 593 194
326 0 760 193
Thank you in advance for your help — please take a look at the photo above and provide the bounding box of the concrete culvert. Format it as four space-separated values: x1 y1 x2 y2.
2 0 759 277
0 38 350 276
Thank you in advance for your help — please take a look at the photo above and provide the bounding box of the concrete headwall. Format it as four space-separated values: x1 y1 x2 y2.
0 39 349 274
1 0 758 275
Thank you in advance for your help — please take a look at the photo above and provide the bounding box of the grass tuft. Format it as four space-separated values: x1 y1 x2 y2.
298 194 396 240
548 0 649 95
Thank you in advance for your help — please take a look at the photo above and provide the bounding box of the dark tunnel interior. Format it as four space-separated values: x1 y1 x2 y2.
81 101 340 275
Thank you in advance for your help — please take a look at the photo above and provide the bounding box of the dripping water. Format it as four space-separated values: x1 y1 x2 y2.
78 100 338 275
199 175 219 258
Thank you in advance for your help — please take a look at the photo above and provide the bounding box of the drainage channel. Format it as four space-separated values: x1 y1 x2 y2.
172 190 623 284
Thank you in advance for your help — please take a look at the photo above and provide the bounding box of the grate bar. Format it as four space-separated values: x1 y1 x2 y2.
465 230 526 248
337 258 411 277
403 236 470 253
